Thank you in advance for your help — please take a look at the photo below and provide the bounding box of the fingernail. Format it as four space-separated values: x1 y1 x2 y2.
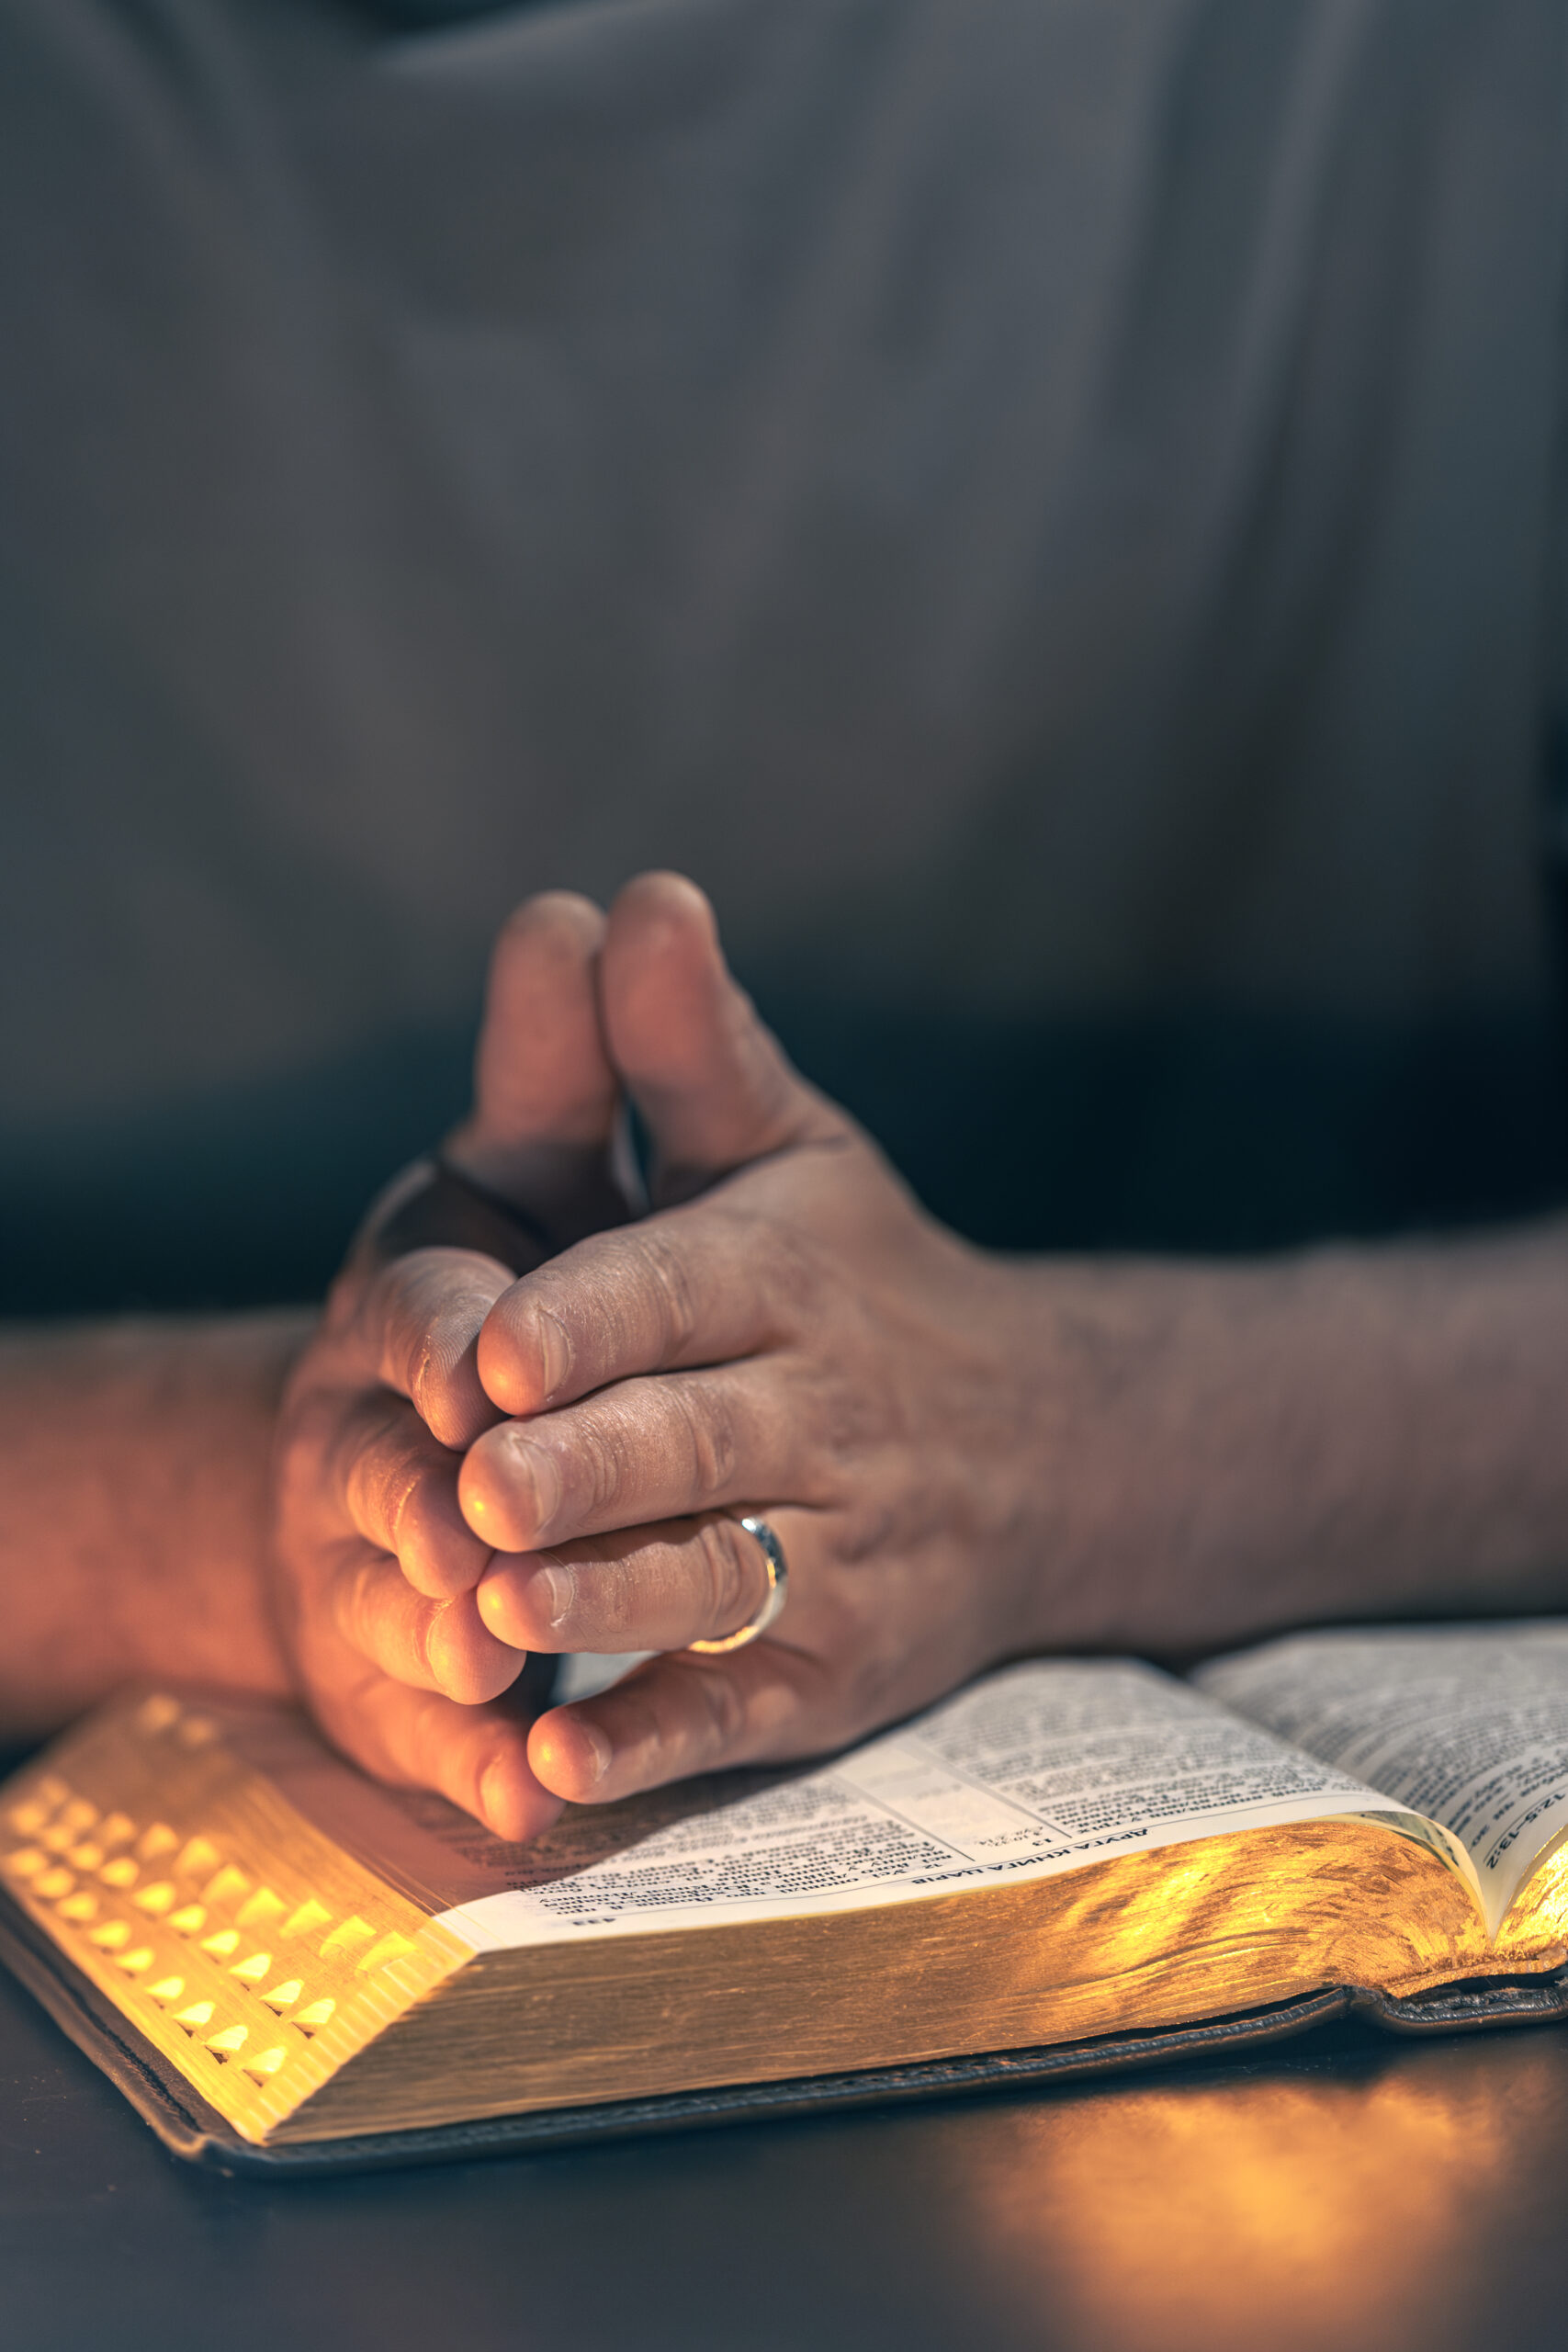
570 1715 613 1788
533 1555 576 1631
507 1431 561 1540
536 1308 572 1403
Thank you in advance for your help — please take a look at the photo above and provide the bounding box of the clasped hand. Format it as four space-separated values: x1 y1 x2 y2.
273 876 1064 1839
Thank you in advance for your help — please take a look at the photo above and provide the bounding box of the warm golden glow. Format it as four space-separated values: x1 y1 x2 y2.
203 1866 250 1908
236 1888 287 1931
356 1931 417 1973
1504 1834 1568 1951
943 2034 1546 2352
320 1916 375 1960
9 1686 1567 2152
281 1898 331 1941
0 1693 468 2141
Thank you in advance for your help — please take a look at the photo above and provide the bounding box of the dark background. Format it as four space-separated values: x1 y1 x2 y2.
6 993 1567 1318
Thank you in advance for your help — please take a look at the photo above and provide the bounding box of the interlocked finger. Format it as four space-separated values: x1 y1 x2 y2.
458 1361 809 1554
325 1537 523 1705
527 1639 827 1804
355 1247 514 1446
335 1388 493 1599
475 1209 791 1418
307 1665 563 1845
475 1511 780 1656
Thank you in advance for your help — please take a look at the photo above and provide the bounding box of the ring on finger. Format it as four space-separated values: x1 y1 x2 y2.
687 1516 789 1654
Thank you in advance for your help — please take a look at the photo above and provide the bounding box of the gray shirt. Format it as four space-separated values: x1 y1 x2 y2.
4 0 1566 1308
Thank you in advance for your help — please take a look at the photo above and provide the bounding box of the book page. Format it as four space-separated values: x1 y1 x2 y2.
423 1658 1393 1951
1195 1623 1568 1936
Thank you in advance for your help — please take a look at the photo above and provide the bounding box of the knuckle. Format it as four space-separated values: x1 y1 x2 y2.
635 1227 700 1363
833 1496 897 1567
751 1218 819 1335
582 1420 625 1514
669 1381 738 1503
569 1419 625 1519
341 1409 423 1546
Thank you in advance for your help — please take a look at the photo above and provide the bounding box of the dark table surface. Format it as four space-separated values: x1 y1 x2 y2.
6 1956 1566 2352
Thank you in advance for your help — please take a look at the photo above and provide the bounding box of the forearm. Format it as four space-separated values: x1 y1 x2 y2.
0 1311 309 1737
1021 1220 1568 1658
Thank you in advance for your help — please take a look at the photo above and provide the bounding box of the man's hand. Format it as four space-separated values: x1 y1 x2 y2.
418 876 1568 1815
274 869 1568 1838
453 873 1066 1807
273 870 1063 1832
270 892 631 1840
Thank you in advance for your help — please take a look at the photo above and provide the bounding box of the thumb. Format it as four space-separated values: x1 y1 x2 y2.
444 891 625 1244
598 872 841 1200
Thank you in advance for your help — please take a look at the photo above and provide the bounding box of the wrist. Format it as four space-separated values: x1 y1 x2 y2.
980 1252 1291 1661
0 1310 308 1737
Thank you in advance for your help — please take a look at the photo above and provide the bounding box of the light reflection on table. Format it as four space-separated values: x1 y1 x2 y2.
953 2031 1551 2351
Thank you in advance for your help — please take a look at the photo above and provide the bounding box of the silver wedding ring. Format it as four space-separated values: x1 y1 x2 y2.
687 1516 790 1654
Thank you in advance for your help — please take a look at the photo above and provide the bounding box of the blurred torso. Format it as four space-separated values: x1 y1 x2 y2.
4 0 1566 1306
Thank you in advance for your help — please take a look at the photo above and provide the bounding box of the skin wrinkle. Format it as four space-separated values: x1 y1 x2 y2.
369 1250 506 1449
342 1395 416 1544
634 1224 704 1366
572 1407 631 1521
667 1373 740 1504
343 1397 491 1597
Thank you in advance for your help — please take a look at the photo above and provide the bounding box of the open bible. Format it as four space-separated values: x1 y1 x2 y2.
6 1622 1568 2169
